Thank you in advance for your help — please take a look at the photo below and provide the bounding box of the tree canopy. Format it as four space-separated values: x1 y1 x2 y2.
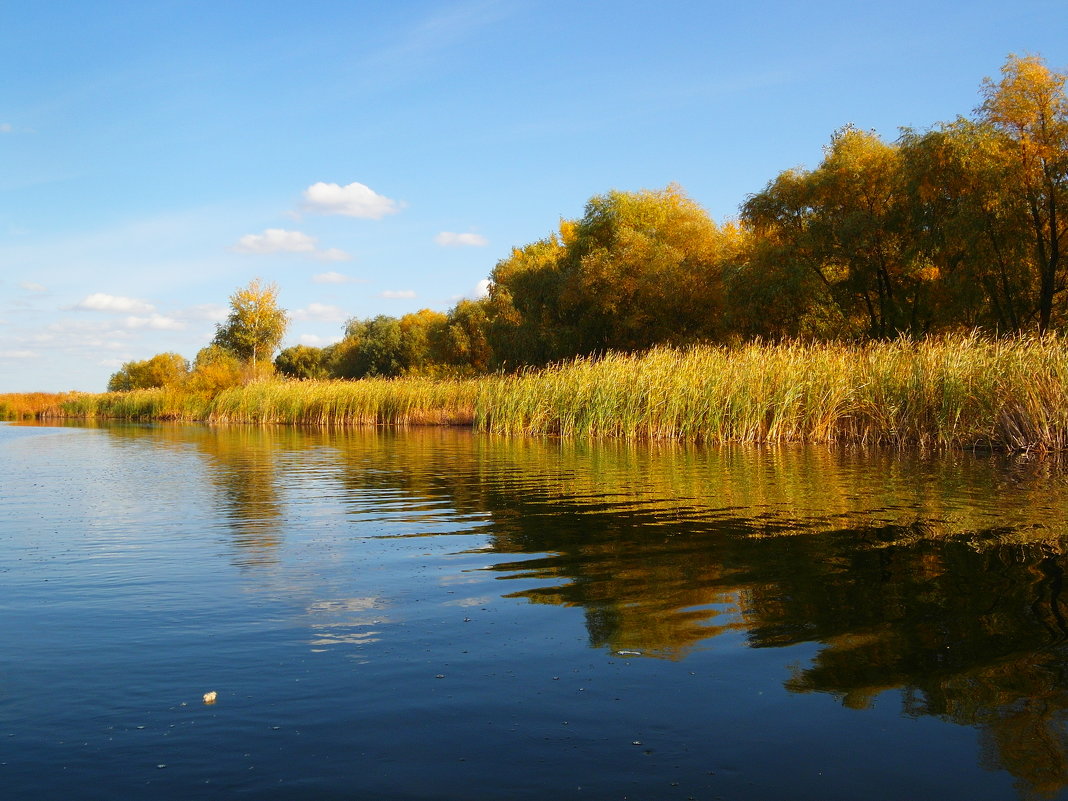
108 54 1068 392
107 352 189 391
213 279 288 366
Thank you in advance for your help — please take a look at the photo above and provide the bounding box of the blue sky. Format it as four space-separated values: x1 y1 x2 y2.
2 0 1066 391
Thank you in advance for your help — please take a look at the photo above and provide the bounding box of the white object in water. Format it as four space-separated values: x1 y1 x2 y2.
203 691 218 704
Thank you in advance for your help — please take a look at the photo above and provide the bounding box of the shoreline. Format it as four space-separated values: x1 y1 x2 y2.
6 336 1068 452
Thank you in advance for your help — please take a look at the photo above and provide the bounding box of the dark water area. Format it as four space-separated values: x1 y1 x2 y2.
5 423 1068 799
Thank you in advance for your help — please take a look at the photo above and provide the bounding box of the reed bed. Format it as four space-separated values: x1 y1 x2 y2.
473 335 1068 451
30 334 1068 451
51 376 482 426
57 387 215 421
0 391 82 419
207 377 481 425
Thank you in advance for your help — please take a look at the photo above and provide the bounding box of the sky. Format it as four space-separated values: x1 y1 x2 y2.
2 0 1067 391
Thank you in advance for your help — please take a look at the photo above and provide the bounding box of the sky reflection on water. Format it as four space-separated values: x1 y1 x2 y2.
4 422 1068 799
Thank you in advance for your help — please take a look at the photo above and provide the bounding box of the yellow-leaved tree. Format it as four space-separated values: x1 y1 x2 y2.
212 279 288 368
980 54 1068 332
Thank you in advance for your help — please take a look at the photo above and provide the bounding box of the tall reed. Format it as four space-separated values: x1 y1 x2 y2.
207 377 481 425
33 334 1068 451
473 334 1068 450
0 392 80 419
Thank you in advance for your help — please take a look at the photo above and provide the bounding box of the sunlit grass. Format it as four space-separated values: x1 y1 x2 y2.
472 334 1068 451
0 391 83 420
208 377 481 425
28 334 1068 451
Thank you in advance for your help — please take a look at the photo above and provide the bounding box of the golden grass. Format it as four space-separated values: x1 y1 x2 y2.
472 335 1068 451
0 391 83 420
28 334 1068 451
53 376 482 426
208 377 480 425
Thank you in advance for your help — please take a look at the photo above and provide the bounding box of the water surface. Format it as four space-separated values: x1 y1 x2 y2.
4 422 1068 799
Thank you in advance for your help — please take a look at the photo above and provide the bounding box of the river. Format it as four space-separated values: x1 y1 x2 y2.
4 421 1068 799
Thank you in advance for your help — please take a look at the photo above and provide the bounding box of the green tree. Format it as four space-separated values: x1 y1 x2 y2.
487 229 572 365
436 298 494 372
107 352 189 391
398 309 448 373
329 311 449 379
562 185 729 351
336 316 403 378
487 185 731 363
275 344 329 379
212 279 288 366
743 127 934 337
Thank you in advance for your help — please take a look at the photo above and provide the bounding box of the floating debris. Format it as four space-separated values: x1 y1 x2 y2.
202 691 218 705
616 650 643 657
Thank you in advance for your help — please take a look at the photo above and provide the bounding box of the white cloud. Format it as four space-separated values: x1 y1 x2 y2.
298 333 344 347
0 123 12 134
0 349 36 359
450 279 494 303
232 228 317 254
380 290 416 299
176 303 229 322
313 271 365 284
97 358 126 368
230 228 352 261
291 303 346 322
318 247 351 262
19 281 46 292
73 293 155 314
435 231 488 247
302 181 401 219
124 314 186 331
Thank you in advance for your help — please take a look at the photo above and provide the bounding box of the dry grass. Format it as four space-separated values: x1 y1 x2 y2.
0 392 83 420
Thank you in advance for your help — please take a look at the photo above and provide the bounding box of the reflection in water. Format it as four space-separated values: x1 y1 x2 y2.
32 422 1068 798
322 429 1068 799
305 597 387 653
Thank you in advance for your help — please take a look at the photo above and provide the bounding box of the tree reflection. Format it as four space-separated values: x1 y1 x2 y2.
92 423 1068 796
105 424 291 567
196 427 286 566
319 430 1068 799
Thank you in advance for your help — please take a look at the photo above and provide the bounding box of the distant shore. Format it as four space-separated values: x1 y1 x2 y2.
5 336 1068 451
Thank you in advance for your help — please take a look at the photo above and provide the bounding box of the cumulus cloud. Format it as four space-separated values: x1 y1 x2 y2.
302 181 401 219
231 228 351 261
380 290 416 299
73 293 155 314
124 314 186 331
291 303 346 322
435 231 488 247
19 281 46 292
298 333 344 347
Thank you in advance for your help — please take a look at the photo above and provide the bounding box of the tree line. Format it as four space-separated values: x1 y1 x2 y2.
110 54 1068 390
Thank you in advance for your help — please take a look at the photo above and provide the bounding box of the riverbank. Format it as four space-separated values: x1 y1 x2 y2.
8 335 1068 450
